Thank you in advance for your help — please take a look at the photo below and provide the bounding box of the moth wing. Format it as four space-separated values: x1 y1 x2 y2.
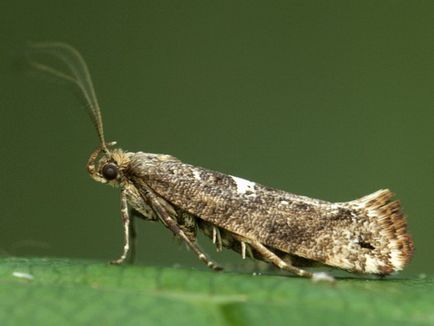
130 154 412 274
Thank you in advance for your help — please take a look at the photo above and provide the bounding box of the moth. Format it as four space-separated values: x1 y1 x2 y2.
29 42 414 281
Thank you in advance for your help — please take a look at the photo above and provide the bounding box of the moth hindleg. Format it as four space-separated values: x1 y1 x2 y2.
240 241 254 259
142 186 222 271
236 236 334 281
111 191 132 265
212 226 223 252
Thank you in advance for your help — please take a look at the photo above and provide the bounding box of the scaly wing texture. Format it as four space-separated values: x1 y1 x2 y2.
129 153 413 274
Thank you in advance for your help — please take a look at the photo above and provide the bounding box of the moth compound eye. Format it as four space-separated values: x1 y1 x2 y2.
102 163 118 180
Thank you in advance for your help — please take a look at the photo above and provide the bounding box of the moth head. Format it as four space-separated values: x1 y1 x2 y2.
88 143 130 185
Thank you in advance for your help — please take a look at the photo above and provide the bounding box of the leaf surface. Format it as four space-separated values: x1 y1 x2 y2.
0 257 432 325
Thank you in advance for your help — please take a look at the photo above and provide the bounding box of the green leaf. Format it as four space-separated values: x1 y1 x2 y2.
0 257 432 325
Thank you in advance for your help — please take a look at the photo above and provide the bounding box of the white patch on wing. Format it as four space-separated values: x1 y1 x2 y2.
192 170 202 181
230 175 256 197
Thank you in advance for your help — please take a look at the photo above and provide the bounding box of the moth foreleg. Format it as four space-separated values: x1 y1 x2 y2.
143 188 222 271
111 191 132 265
238 237 334 282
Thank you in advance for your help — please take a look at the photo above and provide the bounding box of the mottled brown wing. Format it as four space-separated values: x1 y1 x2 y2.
129 153 413 274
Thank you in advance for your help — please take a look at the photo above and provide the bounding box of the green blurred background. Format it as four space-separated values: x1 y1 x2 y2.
0 1 432 276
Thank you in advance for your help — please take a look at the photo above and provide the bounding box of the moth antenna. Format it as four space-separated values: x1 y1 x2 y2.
27 42 107 150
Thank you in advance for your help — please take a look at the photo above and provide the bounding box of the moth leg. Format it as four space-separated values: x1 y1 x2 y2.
238 237 334 282
212 226 223 252
143 188 222 271
87 145 106 183
240 241 254 259
111 191 132 265
127 210 137 264
245 239 311 277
